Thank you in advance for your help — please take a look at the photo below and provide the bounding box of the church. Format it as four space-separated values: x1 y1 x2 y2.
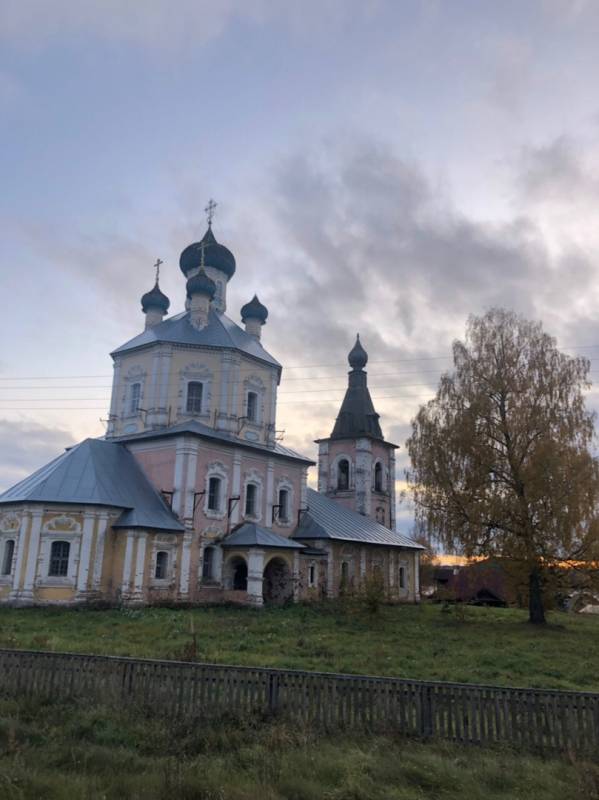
0 213 422 607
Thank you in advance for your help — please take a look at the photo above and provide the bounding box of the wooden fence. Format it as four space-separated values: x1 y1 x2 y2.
1 648 598 757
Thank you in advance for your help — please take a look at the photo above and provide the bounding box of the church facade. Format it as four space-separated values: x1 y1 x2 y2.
0 221 422 607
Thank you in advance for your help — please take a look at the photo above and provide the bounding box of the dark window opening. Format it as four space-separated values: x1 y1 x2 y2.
247 391 258 422
202 546 214 580
155 550 169 580
245 483 257 517
1 539 15 576
337 459 350 491
374 462 383 492
399 566 406 589
278 488 289 522
186 381 203 414
208 476 221 511
129 382 141 415
308 563 316 587
49 541 70 577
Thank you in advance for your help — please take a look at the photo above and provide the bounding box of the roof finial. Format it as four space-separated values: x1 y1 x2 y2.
153 258 163 284
205 198 217 227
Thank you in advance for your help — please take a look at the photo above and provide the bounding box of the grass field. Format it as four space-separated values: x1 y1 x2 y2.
1 601 599 691
1 694 598 800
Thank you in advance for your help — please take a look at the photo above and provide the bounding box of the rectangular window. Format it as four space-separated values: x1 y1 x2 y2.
278 488 289 522
155 551 168 580
1 540 15 576
399 566 406 589
49 541 70 577
208 476 221 511
308 563 316 588
186 381 203 414
245 483 257 517
246 391 258 422
202 546 214 580
129 382 141 415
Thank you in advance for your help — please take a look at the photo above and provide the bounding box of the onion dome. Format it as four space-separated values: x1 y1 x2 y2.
141 282 170 314
186 268 216 300
179 226 236 279
241 294 268 324
348 334 368 371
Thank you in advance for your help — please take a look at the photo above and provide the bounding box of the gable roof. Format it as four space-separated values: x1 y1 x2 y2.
111 308 281 370
115 419 315 465
294 488 423 549
222 522 305 549
0 438 184 533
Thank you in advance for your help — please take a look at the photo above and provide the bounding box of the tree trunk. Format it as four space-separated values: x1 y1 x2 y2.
528 567 546 624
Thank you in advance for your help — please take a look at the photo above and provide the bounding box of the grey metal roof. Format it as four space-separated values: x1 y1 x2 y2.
111 308 281 369
0 438 184 533
293 488 424 549
115 420 315 465
222 522 305 549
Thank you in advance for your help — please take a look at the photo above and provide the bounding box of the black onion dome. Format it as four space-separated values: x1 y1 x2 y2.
241 294 268 324
179 226 236 279
348 334 368 371
141 282 170 314
186 269 216 299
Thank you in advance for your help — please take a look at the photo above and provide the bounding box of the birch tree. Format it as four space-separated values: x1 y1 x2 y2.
406 309 599 624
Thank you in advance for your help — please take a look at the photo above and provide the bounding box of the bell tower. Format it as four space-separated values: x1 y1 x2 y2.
316 336 397 529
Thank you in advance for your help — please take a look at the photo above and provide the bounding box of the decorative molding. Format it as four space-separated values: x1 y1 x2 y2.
0 512 20 533
44 514 82 533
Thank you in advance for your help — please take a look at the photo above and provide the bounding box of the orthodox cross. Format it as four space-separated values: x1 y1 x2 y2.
153 258 163 284
205 198 217 227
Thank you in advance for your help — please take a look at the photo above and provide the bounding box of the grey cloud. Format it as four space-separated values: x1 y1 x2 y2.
0 419 76 492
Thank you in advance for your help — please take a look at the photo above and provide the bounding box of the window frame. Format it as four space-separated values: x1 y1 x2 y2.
277 488 289 523
308 562 316 588
202 545 215 581
245 482 258 518
154 550 169 580
129 382 142 415
246 390 258 423
207 476 221 512
374 461 384 492
337 459 350 491
48 540 71 578
186 380 204 415
1 539 15 576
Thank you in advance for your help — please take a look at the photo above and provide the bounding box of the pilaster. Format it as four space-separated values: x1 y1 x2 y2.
247 548 265 605
317 441 329 494
106 359 122 438
75 510 96 599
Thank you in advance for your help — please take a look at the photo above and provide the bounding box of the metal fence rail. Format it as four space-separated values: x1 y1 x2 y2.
1 648 597 757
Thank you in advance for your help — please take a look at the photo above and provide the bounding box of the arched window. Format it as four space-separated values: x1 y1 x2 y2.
1 539 15 576
129 382 141 415
208 476 221 511
186 381 203 414
155 551 168 580
277 488 289 523
245 483 258 517
374 462 383 492
202 546 214 580
246 391 258 422
49 541 70 577
337 459 350 491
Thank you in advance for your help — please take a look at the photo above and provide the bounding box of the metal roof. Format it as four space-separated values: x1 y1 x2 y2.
115 420 315 465
222 522 305 549
0 438 184 533
111 308 281 369
293 488 424 549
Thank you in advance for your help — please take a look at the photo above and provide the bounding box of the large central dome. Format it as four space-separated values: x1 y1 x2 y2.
179 226 236 279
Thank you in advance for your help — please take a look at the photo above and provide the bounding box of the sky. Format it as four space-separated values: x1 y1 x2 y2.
2 0 599 531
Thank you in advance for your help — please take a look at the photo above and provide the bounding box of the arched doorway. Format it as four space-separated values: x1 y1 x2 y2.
225 556 248 591
263 557 292 605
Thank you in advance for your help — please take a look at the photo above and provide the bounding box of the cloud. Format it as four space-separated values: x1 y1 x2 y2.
246 136 599 466
0 419 76 492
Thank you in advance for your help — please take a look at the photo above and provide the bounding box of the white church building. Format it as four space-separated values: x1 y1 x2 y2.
0 216 422 606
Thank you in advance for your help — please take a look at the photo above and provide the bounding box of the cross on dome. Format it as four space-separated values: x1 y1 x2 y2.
205 198 217 227
153 258 163 284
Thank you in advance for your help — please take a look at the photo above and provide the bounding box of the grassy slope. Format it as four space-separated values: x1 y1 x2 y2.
1 696 598 800
1 602 599 691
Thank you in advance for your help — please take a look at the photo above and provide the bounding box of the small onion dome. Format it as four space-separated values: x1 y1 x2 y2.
141 282 170 314
179 226 236 279
348 334 368 371
241 294 268 324
186 268 216 299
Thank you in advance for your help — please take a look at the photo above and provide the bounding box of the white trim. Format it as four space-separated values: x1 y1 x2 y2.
122 532 135 594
